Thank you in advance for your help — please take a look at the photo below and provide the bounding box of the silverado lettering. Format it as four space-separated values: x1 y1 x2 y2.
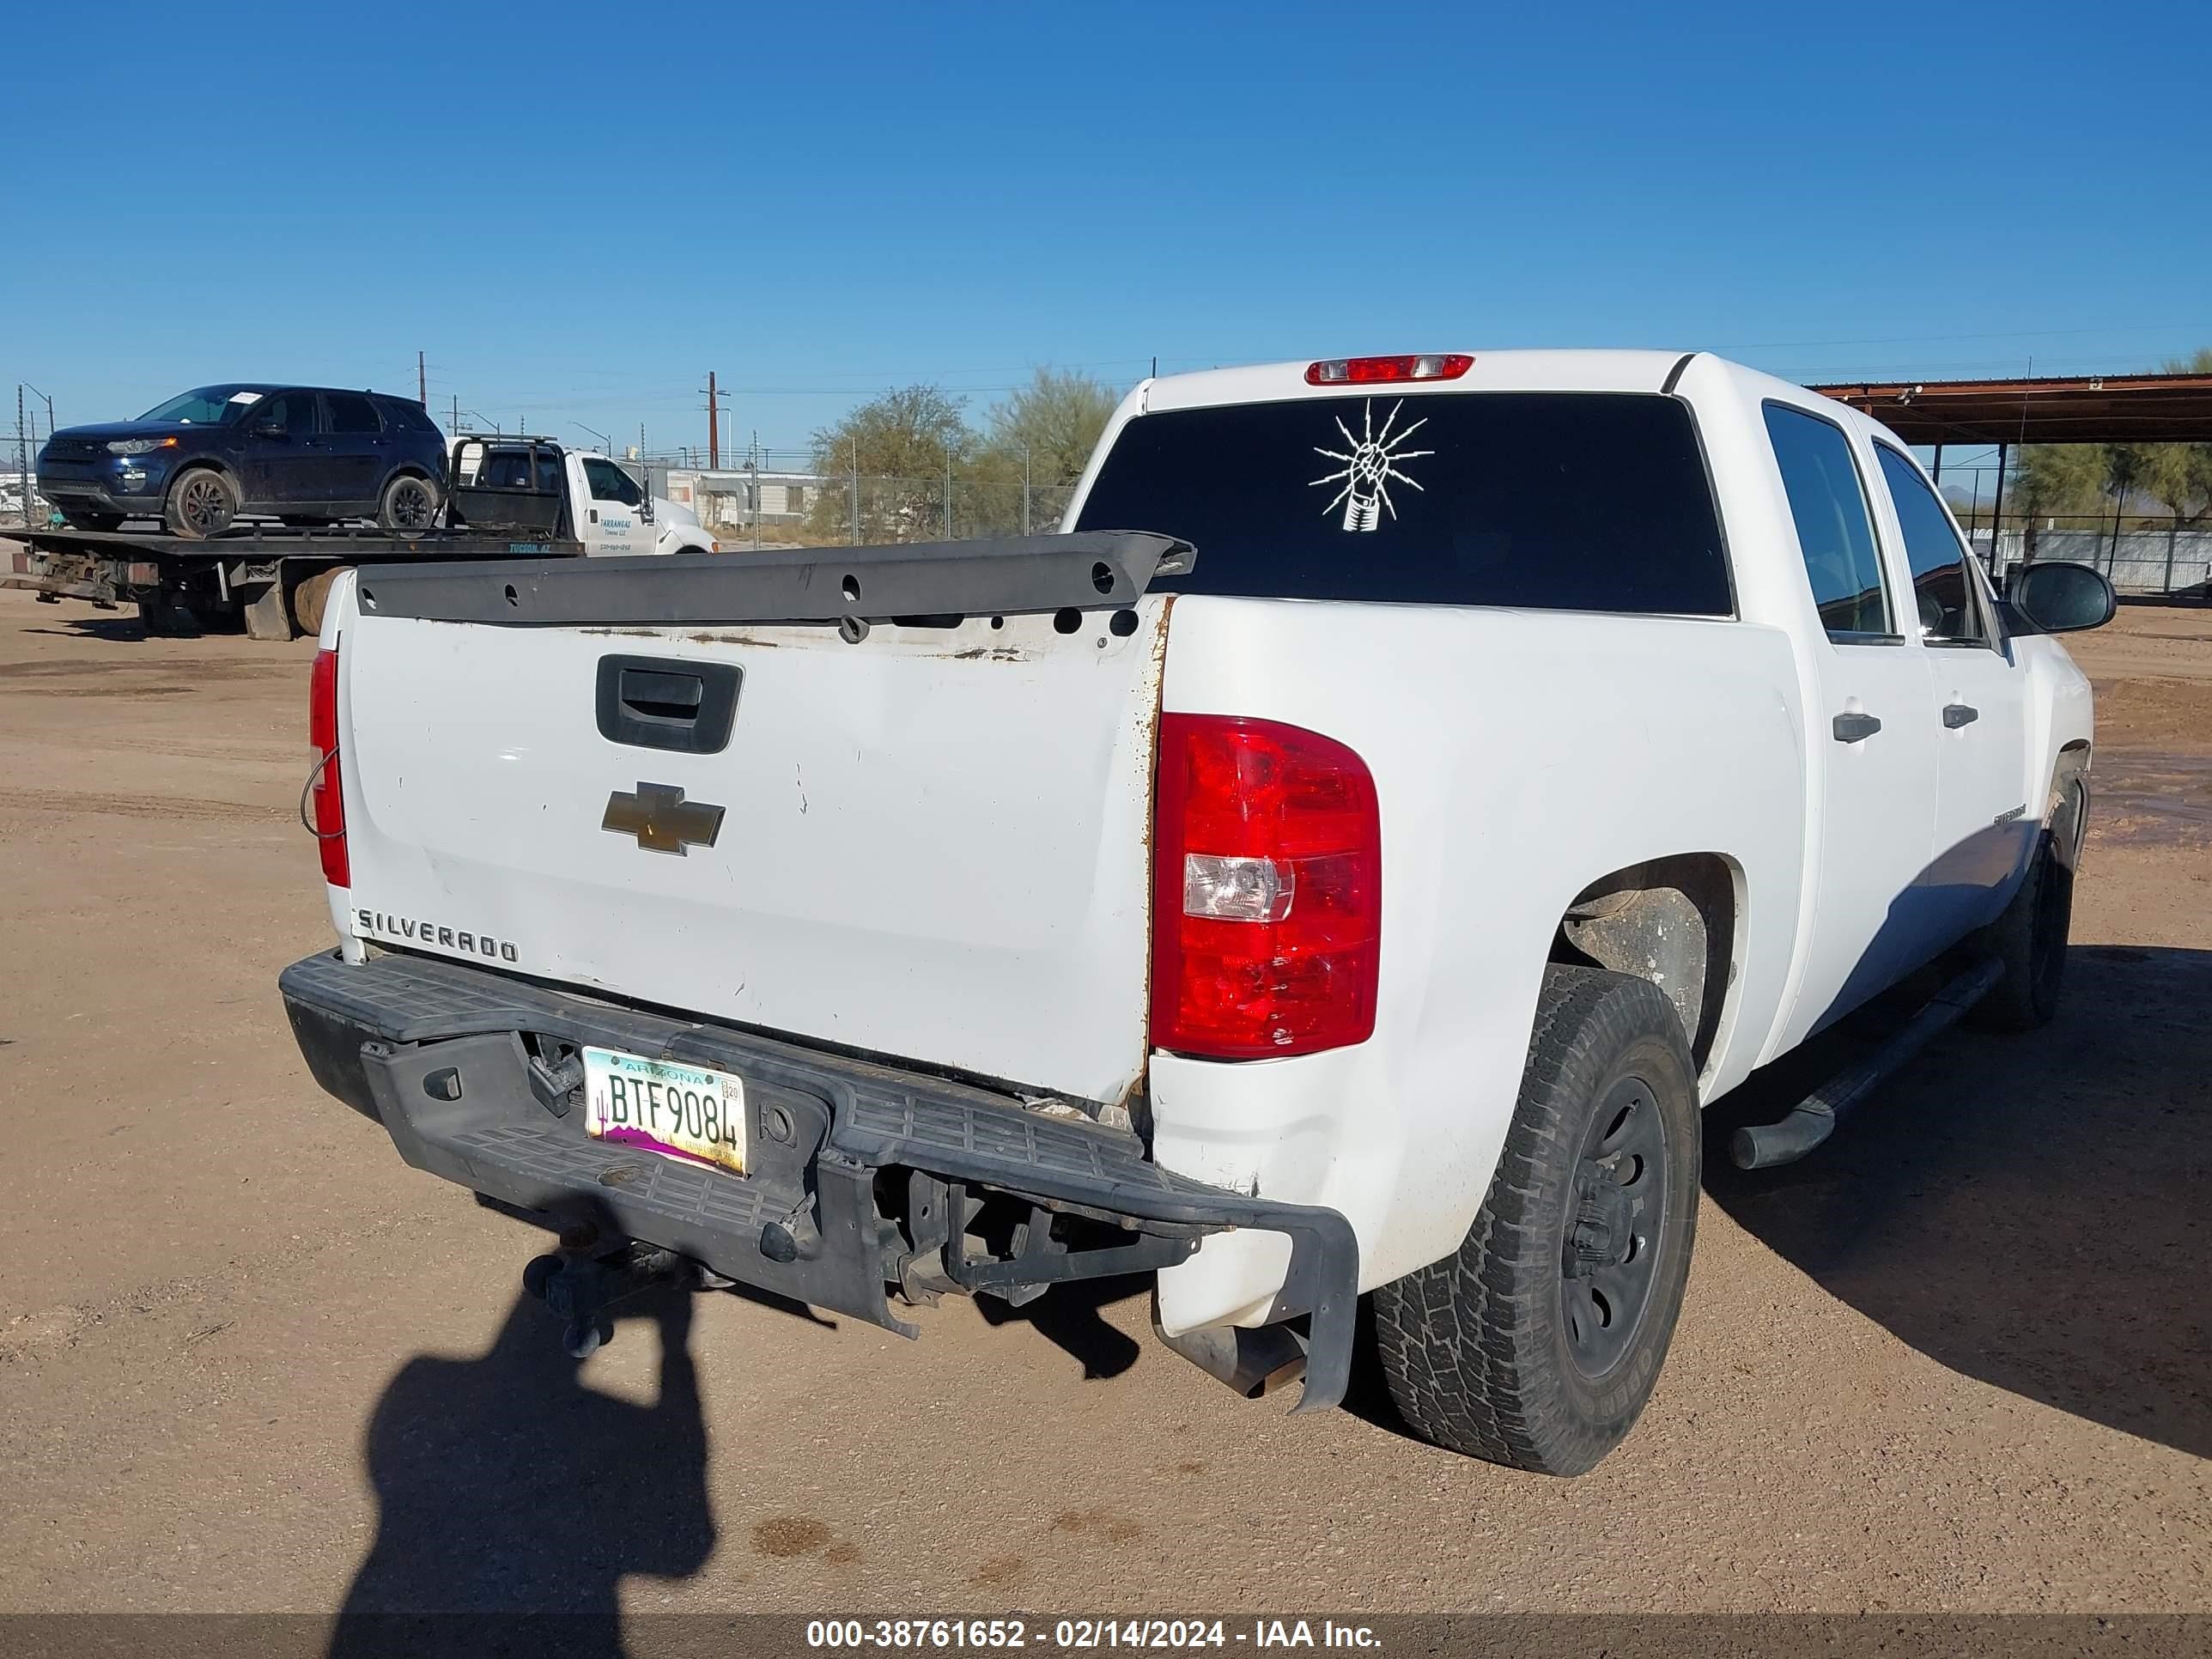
356 909 519 963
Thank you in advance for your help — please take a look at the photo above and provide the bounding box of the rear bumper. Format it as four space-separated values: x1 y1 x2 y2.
277 948 1358 1412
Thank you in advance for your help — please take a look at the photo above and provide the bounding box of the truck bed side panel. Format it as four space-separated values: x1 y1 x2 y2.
1148 597 1806 1330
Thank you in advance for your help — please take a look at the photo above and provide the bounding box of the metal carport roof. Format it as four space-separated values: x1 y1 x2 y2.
1808 372 2212 447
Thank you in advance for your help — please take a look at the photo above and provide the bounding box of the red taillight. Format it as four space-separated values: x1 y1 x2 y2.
1305 353 1473 386
307 645 349 888
1151 714 1381 1060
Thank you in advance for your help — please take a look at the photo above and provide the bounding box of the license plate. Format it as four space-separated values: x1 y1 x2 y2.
582 1047 747 1175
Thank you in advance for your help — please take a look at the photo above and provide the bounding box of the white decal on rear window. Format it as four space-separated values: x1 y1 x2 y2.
1310 398 1433 532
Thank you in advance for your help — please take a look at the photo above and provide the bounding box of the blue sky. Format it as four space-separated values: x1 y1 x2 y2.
7 0 2207 461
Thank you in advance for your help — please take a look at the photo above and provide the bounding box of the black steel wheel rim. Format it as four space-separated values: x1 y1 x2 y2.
180 477 228 532
1559 1072 1669 1378
390 480 432 528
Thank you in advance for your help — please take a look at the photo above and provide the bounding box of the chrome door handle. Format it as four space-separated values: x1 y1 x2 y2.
1832 712 1882 744
1942 702 1979 728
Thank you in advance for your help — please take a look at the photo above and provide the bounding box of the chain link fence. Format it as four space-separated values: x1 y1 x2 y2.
664 472 1079 550
8 409 2208 599
4 428 50 531
1971 514 2211 599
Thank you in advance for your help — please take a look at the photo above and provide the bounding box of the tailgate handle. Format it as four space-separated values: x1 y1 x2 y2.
595 654 741 755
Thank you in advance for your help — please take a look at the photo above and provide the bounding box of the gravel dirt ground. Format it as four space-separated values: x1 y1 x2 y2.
0 587 2205 1620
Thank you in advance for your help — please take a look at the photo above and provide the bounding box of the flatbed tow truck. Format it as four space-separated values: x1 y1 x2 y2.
4 435 715 641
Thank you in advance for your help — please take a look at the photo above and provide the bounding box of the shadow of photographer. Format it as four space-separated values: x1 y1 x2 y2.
329 1258 714 1659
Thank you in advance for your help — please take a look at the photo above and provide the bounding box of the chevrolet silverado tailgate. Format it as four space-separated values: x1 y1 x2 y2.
328 536 1180 1104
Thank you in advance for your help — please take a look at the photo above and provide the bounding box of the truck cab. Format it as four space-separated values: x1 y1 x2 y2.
449 437 715 557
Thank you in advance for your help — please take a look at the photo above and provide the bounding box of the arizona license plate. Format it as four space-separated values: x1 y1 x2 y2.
582 1047 747 1174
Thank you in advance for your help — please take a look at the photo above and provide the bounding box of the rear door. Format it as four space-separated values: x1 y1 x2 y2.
236 391 328 507
1871 442 2034 938
319 392 388 513
1763 400 1942 1042
336 592 1171 1103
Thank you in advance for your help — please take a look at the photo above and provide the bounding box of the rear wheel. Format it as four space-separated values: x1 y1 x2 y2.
378 473 441 533
164 468 238 539
1372 965 1701 1475
61 507 124 532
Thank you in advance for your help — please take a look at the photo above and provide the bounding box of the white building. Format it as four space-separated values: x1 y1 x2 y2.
665 468 824 532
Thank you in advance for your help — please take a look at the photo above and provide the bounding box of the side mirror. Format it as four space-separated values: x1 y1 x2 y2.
252 422 285 440
2009 561 2116 634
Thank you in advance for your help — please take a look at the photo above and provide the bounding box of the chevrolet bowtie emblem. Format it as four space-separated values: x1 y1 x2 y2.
602 782 726 856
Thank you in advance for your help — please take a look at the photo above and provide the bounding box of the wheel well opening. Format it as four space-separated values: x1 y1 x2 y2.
1547 854 1737 1073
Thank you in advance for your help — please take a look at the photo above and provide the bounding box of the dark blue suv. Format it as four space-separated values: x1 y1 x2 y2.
37 385 448 538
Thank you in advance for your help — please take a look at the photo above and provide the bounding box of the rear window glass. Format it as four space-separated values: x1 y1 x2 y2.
325 393 382 434
1073 392 1729 615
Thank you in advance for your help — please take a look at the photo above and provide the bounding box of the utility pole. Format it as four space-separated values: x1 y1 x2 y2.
15 386 28 528
1023 444 1032 536
849 441 860 546
451 394 459 434
700 371 729 471
944 448 952 540
417 350 427 404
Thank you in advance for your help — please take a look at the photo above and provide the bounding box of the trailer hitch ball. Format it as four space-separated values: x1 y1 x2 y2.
522 1242 685 1358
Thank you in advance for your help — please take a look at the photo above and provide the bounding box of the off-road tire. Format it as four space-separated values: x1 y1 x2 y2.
1372 965 1701 1476
378 473 441 533
163 467 239 539
1966 796 2077 1033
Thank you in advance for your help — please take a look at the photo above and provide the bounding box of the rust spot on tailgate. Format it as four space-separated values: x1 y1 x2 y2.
1125 593 1175 1115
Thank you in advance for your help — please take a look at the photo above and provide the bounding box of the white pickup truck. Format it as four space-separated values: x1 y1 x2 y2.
447 438 718 561
280 350 2116 1474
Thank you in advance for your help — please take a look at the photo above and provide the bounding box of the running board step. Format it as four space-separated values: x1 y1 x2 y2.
1730 957 2004 1170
